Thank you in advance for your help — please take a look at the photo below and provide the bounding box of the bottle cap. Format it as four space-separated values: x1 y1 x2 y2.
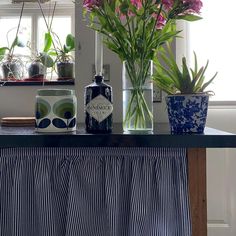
94 75 104 83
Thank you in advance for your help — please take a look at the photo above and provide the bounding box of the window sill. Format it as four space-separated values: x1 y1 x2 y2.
0 80 75 86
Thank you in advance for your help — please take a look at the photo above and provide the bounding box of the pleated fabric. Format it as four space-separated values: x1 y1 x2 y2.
0 147 191 236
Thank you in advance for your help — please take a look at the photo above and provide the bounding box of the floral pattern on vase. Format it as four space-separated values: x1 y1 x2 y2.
166 94 209 134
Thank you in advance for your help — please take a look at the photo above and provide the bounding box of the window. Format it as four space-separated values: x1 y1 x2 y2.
177 0 235 103
38 16 72 52
0 17 31 56
0 2 74 83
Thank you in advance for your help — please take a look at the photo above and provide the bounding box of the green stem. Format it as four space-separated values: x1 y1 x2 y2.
147 4 163 47
10 2 24 56
37 0 59 58
123 61 153 130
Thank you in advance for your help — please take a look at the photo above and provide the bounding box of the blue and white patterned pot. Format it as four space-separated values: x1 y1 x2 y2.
166 94 209 134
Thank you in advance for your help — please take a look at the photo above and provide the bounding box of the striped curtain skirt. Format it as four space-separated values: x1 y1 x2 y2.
0 147 191 236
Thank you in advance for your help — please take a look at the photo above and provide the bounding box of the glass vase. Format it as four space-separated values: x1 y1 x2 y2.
122 60 153 132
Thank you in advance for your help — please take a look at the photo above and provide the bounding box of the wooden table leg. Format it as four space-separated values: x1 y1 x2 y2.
187 148 207 236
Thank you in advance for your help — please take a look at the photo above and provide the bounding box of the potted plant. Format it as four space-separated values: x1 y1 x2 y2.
0 3 25 81
0 35 25 80
27 33 54 81
153 44 218 134
52 33 75 80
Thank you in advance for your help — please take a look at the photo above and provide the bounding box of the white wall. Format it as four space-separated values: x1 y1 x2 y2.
0 85 74 119
0 3 168 123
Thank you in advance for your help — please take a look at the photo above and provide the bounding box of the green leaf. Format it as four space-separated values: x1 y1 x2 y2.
40 52 54 68
66 34 75 51
43 33 53 53
10 36 18 50
0 47 9 61
63 45 69 54
161 44 182 82
10 36 25 50
48 51 58 56
153 73 177 94
201 72 218 92
193 51 198 74
176 14 202 22
16 40 25 47
119 2 129 15
191 66 204 89
0 47 9 56
155 61 180 90
182 57 192 92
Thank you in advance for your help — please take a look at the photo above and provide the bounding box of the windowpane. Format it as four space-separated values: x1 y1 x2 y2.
37 16 72 52
187 0 235 101
37 16 72 80
0 9 74 82
0 17 31 56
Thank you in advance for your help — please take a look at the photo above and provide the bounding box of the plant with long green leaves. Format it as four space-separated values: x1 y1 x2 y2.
82 0 203 130
153 43 218 95
0 32 25 80
36 2 74 69
49 33 75 63
0 35 25 63
0 3 25 64
27 32 54 68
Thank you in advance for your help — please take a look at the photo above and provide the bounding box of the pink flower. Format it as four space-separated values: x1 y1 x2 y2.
131 0 142 9
116 0 142 20
183 0 203 14
83 0 102 11
162 0 173 10
152 13 166 29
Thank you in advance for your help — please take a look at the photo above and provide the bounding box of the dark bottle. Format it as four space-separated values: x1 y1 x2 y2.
85 75 113 133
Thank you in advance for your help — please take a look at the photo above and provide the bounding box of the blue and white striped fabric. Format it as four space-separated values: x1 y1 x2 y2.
0 147 191 236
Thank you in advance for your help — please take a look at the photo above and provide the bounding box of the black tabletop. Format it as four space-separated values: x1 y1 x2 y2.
0 123 235 148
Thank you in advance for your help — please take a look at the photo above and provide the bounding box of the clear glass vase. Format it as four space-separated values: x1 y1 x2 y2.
122 60 153 132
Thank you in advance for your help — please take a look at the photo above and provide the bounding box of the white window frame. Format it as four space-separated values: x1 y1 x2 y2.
0 3 75 54
176 21 236 107
0 2 75 81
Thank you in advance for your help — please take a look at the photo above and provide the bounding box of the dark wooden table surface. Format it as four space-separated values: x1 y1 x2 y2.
0 123 236 236
0 123 235 148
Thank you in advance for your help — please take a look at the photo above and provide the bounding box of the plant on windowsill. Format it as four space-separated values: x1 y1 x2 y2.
37 1 75 81
0 35 25 81
51 33 75 81
0 3 25 81
26 33 54 81
153 43 218 134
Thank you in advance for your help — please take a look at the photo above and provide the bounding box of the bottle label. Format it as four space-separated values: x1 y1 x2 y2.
86 94 113 122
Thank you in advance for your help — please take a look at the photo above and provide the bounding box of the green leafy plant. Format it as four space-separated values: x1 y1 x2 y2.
36 1 74 77
153 44 218 94
0 35 24 63
28 32 54 68
51 33 75 63
0 3 25 64
0 3 26 80
0 33 25 80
